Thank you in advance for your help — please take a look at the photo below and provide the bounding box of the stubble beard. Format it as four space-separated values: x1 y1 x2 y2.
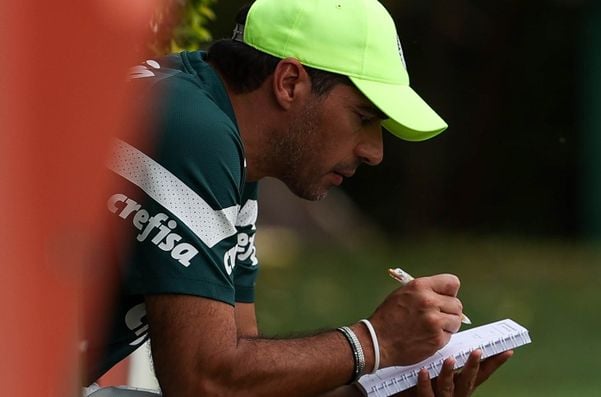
271 102 329 201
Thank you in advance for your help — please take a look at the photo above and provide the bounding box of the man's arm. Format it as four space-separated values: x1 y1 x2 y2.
234 302 259 337
146 274 465 397
237 302 365 397
146 294 360 397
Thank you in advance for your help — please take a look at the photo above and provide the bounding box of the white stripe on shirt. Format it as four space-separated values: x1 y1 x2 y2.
108 139 239 248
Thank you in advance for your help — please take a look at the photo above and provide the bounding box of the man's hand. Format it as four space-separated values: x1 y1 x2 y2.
399 350 514 397
369 274 464 367
319 349 514 397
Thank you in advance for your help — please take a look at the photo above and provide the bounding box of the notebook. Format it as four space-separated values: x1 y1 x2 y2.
357 319 531 397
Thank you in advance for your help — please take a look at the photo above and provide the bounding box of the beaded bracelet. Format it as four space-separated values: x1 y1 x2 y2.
337 326 366 382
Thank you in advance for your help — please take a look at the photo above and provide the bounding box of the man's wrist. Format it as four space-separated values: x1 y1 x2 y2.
359 319 380 373
349 322 375 375
337 326 366 382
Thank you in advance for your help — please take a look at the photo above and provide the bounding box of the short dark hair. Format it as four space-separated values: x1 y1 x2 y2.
206 3 352 96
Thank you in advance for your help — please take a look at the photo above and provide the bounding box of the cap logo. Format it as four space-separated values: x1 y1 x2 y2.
232 23 245 42
397 35 407 71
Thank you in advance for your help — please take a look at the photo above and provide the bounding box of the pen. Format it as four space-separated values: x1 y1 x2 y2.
388 267 472 325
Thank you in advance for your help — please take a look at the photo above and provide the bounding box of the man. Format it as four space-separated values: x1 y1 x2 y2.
87 1 512 396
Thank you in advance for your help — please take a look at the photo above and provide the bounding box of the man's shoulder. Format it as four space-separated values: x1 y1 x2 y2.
128 53 195 94
130 53 239 151
129 52 232 116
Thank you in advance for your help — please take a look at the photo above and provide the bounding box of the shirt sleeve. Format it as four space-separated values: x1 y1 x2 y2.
107 77 247 306
232 182 260 303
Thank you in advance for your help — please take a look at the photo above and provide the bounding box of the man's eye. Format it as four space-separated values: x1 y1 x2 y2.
357 113 376 124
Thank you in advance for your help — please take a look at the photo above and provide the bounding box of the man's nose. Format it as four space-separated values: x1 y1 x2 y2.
355 126 384 166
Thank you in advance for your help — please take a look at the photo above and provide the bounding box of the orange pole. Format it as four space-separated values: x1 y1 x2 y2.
0 1 159 395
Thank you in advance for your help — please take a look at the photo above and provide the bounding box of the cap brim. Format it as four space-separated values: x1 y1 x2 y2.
349 76 448 142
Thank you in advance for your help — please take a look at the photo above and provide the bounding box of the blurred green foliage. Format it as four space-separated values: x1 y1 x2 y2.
149 0 216 55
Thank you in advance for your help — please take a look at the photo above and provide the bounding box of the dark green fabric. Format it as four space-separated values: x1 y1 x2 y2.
87 52 259 384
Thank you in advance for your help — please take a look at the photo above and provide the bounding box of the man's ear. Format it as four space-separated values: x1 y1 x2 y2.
272 58 312 110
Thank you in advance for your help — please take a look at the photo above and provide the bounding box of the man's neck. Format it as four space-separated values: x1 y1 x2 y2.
225 83 279 183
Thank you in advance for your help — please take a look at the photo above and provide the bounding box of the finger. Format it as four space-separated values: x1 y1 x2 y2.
428 274 460 296
475 350 514 386
435 358 456 397
441 312 462 334
455 349 481 396
438 296 464 317
416 368 435 397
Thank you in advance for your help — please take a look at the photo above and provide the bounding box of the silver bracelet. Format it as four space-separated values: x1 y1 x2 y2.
337 326 366 382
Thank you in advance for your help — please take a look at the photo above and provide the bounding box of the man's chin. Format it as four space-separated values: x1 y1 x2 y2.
284 181 330 201
307 191 328 201
296 188 329 202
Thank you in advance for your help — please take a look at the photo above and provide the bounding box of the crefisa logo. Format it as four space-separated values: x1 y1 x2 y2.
107 193 199 266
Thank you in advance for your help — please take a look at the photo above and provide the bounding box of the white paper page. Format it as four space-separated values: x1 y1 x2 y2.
357 319 531 397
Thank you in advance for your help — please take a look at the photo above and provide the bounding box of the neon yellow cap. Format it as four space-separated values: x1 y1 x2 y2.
240 0 448 141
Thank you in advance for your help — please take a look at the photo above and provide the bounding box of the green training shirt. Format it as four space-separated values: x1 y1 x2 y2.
86 51 259 384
